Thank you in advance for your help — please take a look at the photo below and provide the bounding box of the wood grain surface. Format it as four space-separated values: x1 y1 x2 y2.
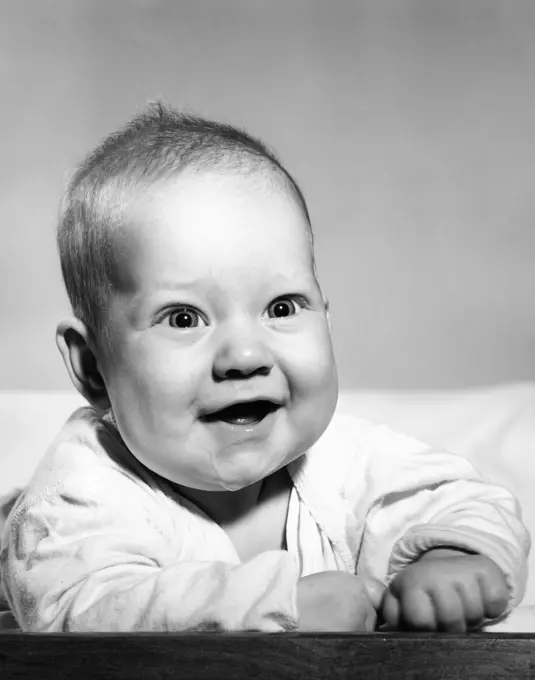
1 632 535 679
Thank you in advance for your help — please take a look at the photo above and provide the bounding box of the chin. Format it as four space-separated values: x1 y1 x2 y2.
218 479 251 492
211 459 275 492
218 462 268 490
169 464 264 493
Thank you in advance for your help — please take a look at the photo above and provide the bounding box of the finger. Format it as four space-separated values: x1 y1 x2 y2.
399 588 437 631
428 587 466 633
456 582 485 630
479 572 509 620
381 589 402 629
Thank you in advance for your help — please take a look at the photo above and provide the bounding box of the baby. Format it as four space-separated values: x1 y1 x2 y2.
0 103 529 633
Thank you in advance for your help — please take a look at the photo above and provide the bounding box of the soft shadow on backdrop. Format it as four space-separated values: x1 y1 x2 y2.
1 0 534 390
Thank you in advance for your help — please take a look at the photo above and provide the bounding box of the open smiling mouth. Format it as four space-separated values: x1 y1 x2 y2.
202 400 280 426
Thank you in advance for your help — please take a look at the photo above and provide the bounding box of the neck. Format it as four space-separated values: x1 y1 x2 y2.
174 478 265 527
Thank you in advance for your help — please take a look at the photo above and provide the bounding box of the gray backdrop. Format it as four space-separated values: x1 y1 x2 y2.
1 0 534 390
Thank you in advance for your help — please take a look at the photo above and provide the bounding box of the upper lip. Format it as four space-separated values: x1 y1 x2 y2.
199 397 284 420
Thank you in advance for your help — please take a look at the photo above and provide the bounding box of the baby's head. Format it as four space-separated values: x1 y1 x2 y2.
57 103 338 492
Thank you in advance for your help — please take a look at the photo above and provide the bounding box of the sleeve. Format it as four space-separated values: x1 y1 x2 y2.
0 466 300 633
353 423 531 613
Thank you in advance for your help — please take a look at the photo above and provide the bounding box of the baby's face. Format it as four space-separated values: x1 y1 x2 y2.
99 170 338 491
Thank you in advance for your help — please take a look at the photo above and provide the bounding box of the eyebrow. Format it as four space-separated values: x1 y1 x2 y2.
146 279 206 292
127 281 204 311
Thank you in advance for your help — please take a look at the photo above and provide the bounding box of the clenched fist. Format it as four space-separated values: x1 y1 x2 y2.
381 550 509 632
296 571 384 632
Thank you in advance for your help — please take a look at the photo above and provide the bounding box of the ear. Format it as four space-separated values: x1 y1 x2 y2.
56 317 111 411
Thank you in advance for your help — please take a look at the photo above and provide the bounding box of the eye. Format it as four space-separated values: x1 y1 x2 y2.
266 296 305 319
167 307 206 329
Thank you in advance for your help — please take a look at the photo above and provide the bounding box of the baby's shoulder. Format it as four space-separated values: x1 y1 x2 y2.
306 410 425 462
291 410 438 490
30 406 126 479
287 413 381 489
12 406 162 518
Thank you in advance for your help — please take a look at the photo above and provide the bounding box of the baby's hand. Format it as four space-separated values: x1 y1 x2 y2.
296 571 384 632
381 550 509 632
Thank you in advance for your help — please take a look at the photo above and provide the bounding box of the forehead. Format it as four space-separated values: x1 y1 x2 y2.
112 170 315 294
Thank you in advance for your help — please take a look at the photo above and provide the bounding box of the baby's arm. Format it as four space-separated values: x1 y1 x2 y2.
353 423 530 631
0 470 299 633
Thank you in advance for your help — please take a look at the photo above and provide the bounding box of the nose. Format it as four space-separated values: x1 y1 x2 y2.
212 321 274 381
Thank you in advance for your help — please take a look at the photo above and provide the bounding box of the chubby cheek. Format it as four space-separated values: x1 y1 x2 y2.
106 345 202 442
283 321 338 421
296 319 337 384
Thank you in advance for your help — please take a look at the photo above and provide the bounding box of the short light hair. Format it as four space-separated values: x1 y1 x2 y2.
58 102 312 340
